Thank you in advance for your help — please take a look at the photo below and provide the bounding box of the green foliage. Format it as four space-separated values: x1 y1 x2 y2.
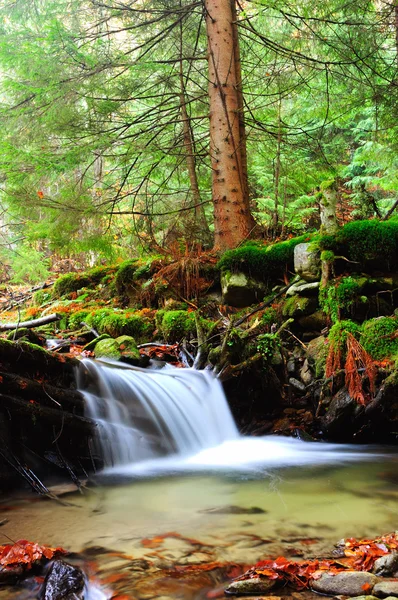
257 333 280 361
361 317 398 360
32 289 52 306
320 276 364 322
218 235 312 281
9 246 50 284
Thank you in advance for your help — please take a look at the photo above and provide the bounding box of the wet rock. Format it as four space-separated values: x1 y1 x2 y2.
41 560 85 600
7 328 45 346
286 281 320 297
320 387 358 436
294 243 321 282
310 571 378 596
373 581 398 597
94 337 121 360
300 359 312 385
83 333 111 351
373 553 398 577
0 565 23 583
221 271 268 308
225 577 277 595
289 377 306 393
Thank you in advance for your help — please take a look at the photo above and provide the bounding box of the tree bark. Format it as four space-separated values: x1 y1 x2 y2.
205 0 255 251
320 181 339 235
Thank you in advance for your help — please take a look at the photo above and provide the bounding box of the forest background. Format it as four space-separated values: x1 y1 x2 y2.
0 0 397 280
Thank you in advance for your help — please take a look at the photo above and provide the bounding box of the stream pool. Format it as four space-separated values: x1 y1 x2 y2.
0 441 397 600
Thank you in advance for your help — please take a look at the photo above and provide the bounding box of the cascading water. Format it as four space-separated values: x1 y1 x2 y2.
77 359 238 467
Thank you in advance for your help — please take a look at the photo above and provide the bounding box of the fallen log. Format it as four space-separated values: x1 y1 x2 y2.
0 371 84 412
0 394 96 433
0 313 61 331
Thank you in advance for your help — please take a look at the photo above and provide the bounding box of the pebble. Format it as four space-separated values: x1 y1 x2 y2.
225 577 276 595
310 570 378 596
373 581 398 598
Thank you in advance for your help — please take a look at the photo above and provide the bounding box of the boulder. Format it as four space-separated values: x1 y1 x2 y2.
373 581 398 597
115 335 140 360
83 333 111 351
298 310 327 332
294 243 321 282
221 271 268 308
94 335 140 361
310 571 378 596
94 338 121 360
373 553 398 577
225 577 276 596
320 387 359 436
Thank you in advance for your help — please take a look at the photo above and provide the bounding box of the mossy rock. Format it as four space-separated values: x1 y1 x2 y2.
6 327 45 346
221 270 268 307
298 310 327 332
294 243 321 282
83 333 111 352
218 235 313 283
115 335 140 360
84 309 155 342
32 289 52 306
306 335 329 378
282 296 318 318
68 310 91 330
94 338 121 360
360 316 398 360
53 273 92 298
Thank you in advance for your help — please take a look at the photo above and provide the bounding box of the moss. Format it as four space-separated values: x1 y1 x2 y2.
159 310 197 342
115 335 140 359
218 234 313 282
319 276 365 322
32 290 52 306
83 333 111 351
53 273 92 298
257 333 280 362
68 310 90 330
115 260 138 296
320 219 398 266
6 328 44 345
94 338 121 360
328 320 362 357
360 316 398 360
84 308 154 342
320 250 335 263
261 307 279 327
282 296 317 318
320 179 337 191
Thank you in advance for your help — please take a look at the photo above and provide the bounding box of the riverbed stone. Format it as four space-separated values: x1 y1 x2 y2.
294 243 321 282
373 553 398 577
225 577 277 595
115 335 140 359
83 333 111 351
373 581 398 597
310 571 378 596
93 337 121 359
41 560 85 600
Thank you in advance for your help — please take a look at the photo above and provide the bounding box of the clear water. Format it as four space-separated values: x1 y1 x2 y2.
0 456 397 599
0 361 397 599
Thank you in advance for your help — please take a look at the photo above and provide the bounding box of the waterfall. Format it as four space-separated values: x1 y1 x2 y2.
77 359 238 467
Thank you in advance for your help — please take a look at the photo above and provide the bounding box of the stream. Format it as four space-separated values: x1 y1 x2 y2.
0 361 397 599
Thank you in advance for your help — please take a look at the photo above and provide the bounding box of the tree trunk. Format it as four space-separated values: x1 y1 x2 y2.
178 20 212 247
320 181 339 235
273 96 282 233
205 0 255 251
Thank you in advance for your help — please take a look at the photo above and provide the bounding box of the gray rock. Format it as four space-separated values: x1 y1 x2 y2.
320 387 358 434
221 271 268 308
349 596 380 600
225 577 276 596
373 553 398 577
294 243 321 282
311 571 378 596
373 581 398 597
289 377 306 392
300 358 313 385
287 358 296 374
286 281 320 297
298 310 328 332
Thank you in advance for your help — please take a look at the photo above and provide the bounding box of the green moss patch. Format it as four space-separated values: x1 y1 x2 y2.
360 316 398 360
218 235 312 282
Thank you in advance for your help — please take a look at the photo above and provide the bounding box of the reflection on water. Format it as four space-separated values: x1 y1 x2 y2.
0 454 397 599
